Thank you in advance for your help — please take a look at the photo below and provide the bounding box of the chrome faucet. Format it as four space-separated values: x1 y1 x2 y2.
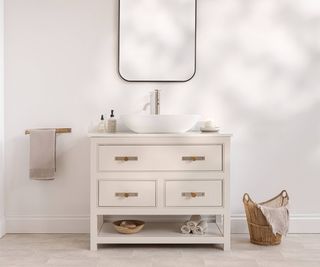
150 89 160 115
143 89 160 115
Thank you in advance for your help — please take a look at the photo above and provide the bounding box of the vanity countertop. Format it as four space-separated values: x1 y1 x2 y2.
88 132 232 138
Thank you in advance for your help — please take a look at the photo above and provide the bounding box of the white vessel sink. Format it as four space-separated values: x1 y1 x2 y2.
121 114 200 133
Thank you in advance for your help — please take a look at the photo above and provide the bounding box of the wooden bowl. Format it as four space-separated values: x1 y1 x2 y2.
113 220 145 234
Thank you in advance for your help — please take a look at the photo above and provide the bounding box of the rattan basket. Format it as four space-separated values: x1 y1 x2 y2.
113 220 145 234
243 190 289 246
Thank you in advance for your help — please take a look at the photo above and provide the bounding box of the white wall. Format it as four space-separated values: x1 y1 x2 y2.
0 0 5 237
4 0 320 233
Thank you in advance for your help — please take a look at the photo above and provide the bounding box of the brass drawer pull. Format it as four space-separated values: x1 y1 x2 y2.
182 156 205 161
115 192 139 198
115 156 138 161
182 192 205 198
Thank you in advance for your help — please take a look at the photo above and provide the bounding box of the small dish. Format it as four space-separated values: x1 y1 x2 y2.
200 126 220 133
113 220 145 234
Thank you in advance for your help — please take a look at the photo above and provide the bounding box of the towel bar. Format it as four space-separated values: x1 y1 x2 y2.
25 128 72 135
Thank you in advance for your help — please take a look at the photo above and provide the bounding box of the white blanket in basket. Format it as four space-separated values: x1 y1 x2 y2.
258 205 289 236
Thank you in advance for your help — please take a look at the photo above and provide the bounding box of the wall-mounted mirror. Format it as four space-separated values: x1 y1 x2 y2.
118 0 197 82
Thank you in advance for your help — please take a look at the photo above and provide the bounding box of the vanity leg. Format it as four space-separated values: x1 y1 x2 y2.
90 214 98 251
223 214 231 251
90 242 98 251
223 241 230 251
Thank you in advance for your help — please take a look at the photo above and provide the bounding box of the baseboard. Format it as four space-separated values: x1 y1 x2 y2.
231 214 320 234
5 214 320 234
6 215 89 234
0 216 5 237
231 215 249 234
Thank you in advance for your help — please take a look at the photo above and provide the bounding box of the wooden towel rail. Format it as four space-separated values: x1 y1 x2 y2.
25 128 72 135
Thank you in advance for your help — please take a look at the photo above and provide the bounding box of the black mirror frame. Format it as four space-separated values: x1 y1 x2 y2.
117 0 197 83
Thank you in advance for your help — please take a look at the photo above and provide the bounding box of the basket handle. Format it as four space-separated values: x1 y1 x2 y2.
243 193 250 203
281 190 289 200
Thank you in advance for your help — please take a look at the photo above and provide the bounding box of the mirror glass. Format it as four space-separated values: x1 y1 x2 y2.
118 0 196 82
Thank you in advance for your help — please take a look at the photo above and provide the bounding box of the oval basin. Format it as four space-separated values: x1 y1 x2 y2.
121 114 200 134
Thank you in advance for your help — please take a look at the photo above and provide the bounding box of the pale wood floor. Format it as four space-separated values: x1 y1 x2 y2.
0 234 319 267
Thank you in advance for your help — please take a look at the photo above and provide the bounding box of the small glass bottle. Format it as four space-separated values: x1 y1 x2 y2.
107 110 117 133
97 115 106 133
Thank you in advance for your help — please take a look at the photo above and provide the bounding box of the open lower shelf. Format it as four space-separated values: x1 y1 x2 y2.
97 222 224 244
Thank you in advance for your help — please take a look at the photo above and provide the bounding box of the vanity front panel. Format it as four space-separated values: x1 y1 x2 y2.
165 180 223 207
97 145 223 171
90 134 231 250
98 180 156 207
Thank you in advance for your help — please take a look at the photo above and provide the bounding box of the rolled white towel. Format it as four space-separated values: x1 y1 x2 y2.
194 220 208 235
186 215 202 231
180 224 191 234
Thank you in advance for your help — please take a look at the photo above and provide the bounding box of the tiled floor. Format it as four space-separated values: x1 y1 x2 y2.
0 234 319 267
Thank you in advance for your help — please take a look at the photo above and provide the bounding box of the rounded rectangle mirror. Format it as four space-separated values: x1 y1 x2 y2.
118 0 197 82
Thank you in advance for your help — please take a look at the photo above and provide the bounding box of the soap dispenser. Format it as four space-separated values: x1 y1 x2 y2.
107 110 117 133
97 114 106 133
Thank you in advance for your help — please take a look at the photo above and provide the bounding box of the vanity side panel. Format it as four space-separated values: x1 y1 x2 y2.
90 139 98 250
222 137 231 250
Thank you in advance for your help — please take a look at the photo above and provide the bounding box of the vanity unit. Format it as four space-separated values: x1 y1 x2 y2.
89 132 231 250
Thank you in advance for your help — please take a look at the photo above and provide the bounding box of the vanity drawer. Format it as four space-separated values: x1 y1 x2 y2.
98 145 223 171
98 180 156 207
165 180 223 207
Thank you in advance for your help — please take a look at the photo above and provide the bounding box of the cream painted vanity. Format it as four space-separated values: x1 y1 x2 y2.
89 132 231 250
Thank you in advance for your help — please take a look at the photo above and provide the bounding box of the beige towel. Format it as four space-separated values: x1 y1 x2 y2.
258 204 289 236
29 129 56 180
194 220 208 235
180 224 191 234
186 215 202 231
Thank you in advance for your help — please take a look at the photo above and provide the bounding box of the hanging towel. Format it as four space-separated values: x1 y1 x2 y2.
29 129 56 180
194 220 208 235
186 215 202 231
258 204 289 236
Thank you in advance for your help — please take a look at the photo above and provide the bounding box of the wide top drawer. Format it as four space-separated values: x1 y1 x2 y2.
97 145 223 171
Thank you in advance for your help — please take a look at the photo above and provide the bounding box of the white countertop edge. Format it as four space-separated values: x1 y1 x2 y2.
88 132 232 138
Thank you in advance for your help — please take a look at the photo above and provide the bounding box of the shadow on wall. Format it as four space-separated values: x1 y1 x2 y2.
186 0 320 213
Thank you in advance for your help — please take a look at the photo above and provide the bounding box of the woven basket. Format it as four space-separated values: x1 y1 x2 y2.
243 190 289 246
113 220 145 234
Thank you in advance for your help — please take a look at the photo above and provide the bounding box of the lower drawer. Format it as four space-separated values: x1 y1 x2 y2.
165 180 223 207
98 180 156 207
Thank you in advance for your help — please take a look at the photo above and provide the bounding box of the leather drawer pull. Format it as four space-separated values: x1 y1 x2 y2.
182 156 205 161
182 192 205 198
115 156 138 161
115 192 139 198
